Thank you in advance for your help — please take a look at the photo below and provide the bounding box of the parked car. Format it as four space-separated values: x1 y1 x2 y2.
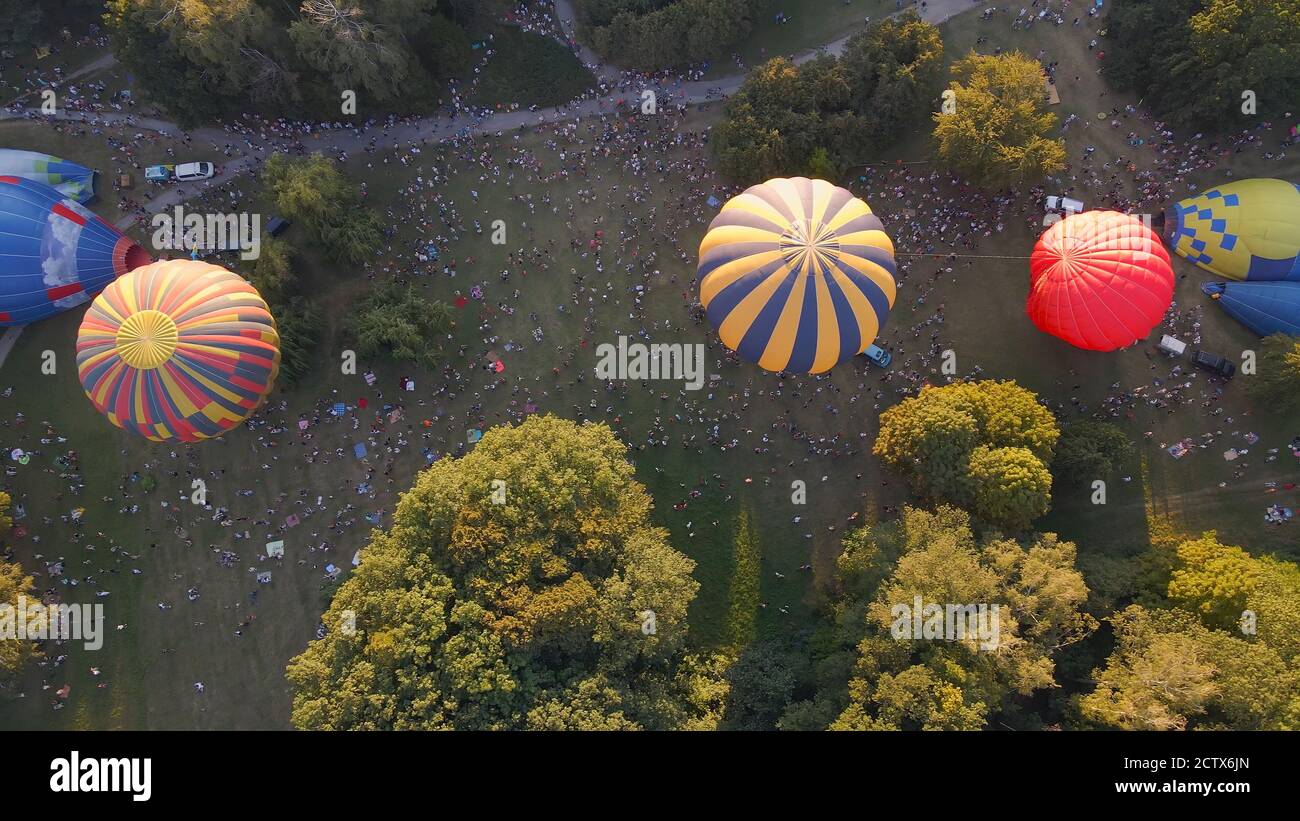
1191 349 1235 378
174 162 215 181
265 216 291 237
144 165 173 182
863 344 892 368
1158 334 1187 356
1045 195 1084 214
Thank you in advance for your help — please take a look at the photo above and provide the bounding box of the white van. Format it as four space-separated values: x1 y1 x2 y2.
174 162 215 181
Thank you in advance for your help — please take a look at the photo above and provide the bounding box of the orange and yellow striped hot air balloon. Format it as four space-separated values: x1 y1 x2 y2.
76 259 280 442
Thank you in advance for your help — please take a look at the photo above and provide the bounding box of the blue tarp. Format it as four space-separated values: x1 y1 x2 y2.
353 442 367 459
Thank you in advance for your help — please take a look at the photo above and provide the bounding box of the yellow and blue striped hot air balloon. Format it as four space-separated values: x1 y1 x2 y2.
1163 178 1300 281
697 177 896 374
76 260 280 442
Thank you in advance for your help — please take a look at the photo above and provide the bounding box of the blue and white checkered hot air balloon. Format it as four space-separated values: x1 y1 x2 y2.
0 149 97 203
697 177 896 374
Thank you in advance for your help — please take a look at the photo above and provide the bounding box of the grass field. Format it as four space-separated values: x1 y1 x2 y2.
2 3 1298 729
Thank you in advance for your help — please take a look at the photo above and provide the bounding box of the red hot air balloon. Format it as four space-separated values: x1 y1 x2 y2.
1027 210 1174 351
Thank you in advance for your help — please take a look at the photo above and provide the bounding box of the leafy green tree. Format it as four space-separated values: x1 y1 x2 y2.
0 490 12 537
721 635 811 730
1166 533 1260 630
271 297 321 385
261 153 382 266
105 0 224 127
289 0 418 104
967 445 1053 531
1052 421 1131 485
932 51 1066 189
1106 0 1300 129
1245 334 1300 416
1078 605 1300 730
286 416 729 729
711 14 943 185
589 0 763 70
246 236 296 306
347 282 454 367
873 380 1060 527
800 506 1093 730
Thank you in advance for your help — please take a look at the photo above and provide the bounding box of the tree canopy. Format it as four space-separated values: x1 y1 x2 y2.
583 0 763 71
104 0 478 125
286 416 729 729
1052 421 1132 485
261 153 383 266
0 555 39 681
1245 333 1300 416
1105 0 1300 129
347 281 454 367
783 506 1092 730
873 380 1060 530
711 13 944 185
932 51 1066 189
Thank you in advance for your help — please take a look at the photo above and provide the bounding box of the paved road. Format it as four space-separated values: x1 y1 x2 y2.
0 0 978 369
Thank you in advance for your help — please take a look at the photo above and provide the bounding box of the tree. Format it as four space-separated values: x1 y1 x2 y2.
932 51 1066 189
1166 533 1260 630
271 297 321 385
796 506 1092 730
1245 333 1300 416
1052 421 1131 485
711 14 943 185
1 557 39 680
1079 605 1300 730
967 445 1053 531
1106 0 1300 129
347 281 454 367
261 153 382 266
246 236 296 306
289 0 419 103
589 0 763 71
286 416 729 729
0 491 12 537
873 380 1060 528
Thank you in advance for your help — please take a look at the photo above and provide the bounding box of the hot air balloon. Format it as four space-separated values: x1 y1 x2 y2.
0 149 96 203
1202 281 1300 337
697 177 896 374
76 260 280 442
1163 178 1300 281
1028 210 1174 351
0 175 150 326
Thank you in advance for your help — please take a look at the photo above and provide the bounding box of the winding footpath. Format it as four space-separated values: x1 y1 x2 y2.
0 0 977 369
